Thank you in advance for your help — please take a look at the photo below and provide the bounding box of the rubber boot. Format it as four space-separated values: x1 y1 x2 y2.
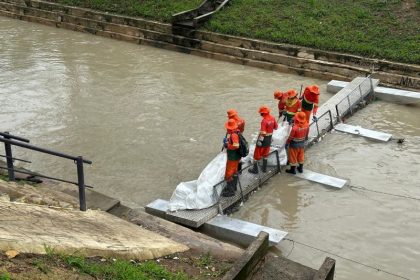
262 159 268 173
248 162 259 174
238 161 243 175
222 180 235 197
286 166 296 174
231 174 238 192
297 164 303 173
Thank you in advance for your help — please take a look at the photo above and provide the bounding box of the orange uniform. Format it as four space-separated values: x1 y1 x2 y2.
287 116 309 167
227 109 245 133
301 85 320 123
254 113 278 160
230 115 245 133
224 123 240 181
274 90 288 117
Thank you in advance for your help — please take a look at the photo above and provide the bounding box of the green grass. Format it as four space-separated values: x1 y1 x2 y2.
48 0 203 22
0 272 10 280
48 0 419 64
60 255 189 280
205 0 420 64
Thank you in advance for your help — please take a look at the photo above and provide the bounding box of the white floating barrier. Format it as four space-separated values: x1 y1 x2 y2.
334 123 392 142
202 215 288 247
294 169 347 189
327 80 420 105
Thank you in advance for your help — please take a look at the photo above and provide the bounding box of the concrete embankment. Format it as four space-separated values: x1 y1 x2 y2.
0 199 189 260
0 0 418 91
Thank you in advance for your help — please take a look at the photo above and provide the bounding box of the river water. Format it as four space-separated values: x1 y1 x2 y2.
1 17 419 280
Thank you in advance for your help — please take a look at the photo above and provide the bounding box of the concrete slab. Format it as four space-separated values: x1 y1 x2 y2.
327 80 420 105
334 123 392 142
0 201 188 260
202 215 288 247
294 169 347 189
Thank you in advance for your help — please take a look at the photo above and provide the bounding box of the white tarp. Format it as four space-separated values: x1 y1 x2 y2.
168 121 291 211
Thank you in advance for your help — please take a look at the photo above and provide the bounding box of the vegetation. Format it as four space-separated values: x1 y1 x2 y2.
206 0 419 64
48 0 202 22
48 0 419 64
1 248 231 279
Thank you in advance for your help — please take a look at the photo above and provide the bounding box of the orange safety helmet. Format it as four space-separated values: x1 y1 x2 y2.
225 119 238 130
287 89 298 98
294 112 307 124
227 109 238 118
309 85 320 95
273 90 283 100
258 105 270 114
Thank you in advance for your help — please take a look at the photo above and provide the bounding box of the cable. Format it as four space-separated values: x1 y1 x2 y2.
283 238 411 280
349 185 420 202
285 238 294 258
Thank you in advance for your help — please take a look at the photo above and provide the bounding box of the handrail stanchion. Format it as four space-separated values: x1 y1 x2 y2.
347 96 352 114
4 132 15 181
328 110 334 130
275 149 281 173
76 156 87 211
335 104 340 123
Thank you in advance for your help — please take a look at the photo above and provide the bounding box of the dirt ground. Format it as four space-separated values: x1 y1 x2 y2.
0 250 233 280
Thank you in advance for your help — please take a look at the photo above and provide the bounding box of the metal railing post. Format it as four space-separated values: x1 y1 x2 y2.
335 104 340 123
328 110 334 130
3 132 15 181
275 150 281 173
347 96 352 114
76 156 87 211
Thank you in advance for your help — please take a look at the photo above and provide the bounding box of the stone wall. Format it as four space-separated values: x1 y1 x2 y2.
1 0 419 90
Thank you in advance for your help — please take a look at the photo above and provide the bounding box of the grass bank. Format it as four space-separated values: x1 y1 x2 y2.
0 249 231 279
47 0 419 64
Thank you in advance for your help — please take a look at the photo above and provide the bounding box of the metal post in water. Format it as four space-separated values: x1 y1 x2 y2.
3 132 15 181
76 156 87 211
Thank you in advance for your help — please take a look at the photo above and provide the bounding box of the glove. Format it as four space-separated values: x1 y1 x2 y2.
223 137 228 148
256 135 264 147
285 144 289 150
312 115 318 122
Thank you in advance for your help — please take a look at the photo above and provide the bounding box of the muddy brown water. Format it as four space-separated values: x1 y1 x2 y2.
1 17 419 280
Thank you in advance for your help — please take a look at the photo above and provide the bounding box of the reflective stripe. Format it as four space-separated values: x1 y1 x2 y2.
292 137 306 142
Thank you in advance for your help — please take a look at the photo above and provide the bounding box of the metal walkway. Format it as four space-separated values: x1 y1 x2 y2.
146 76 379 229
146 151 281 228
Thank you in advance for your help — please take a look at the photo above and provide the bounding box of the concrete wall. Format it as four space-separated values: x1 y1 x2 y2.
1 0 418 91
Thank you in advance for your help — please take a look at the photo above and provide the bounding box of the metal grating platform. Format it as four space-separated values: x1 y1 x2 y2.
146 157 280 228
146 77 377 229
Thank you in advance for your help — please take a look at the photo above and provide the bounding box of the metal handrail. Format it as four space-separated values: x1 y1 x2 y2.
213 149 282 212
0 132 30 143
0 132 92 211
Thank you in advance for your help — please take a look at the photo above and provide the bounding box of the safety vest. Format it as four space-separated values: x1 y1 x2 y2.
288 124 309 148
302 90 319 112
260 114 278 147
285 98 301 122
226 132 241 161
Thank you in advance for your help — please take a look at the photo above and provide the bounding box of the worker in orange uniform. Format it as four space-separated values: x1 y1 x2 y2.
227 109 245 133
227 109 245 173
274 90 288 119
301 85 320 123
248 106 278 174
284 89 302 124
285 112 309 174
222 119 240 197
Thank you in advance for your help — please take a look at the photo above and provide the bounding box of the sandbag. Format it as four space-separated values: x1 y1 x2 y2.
168 152 227 211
